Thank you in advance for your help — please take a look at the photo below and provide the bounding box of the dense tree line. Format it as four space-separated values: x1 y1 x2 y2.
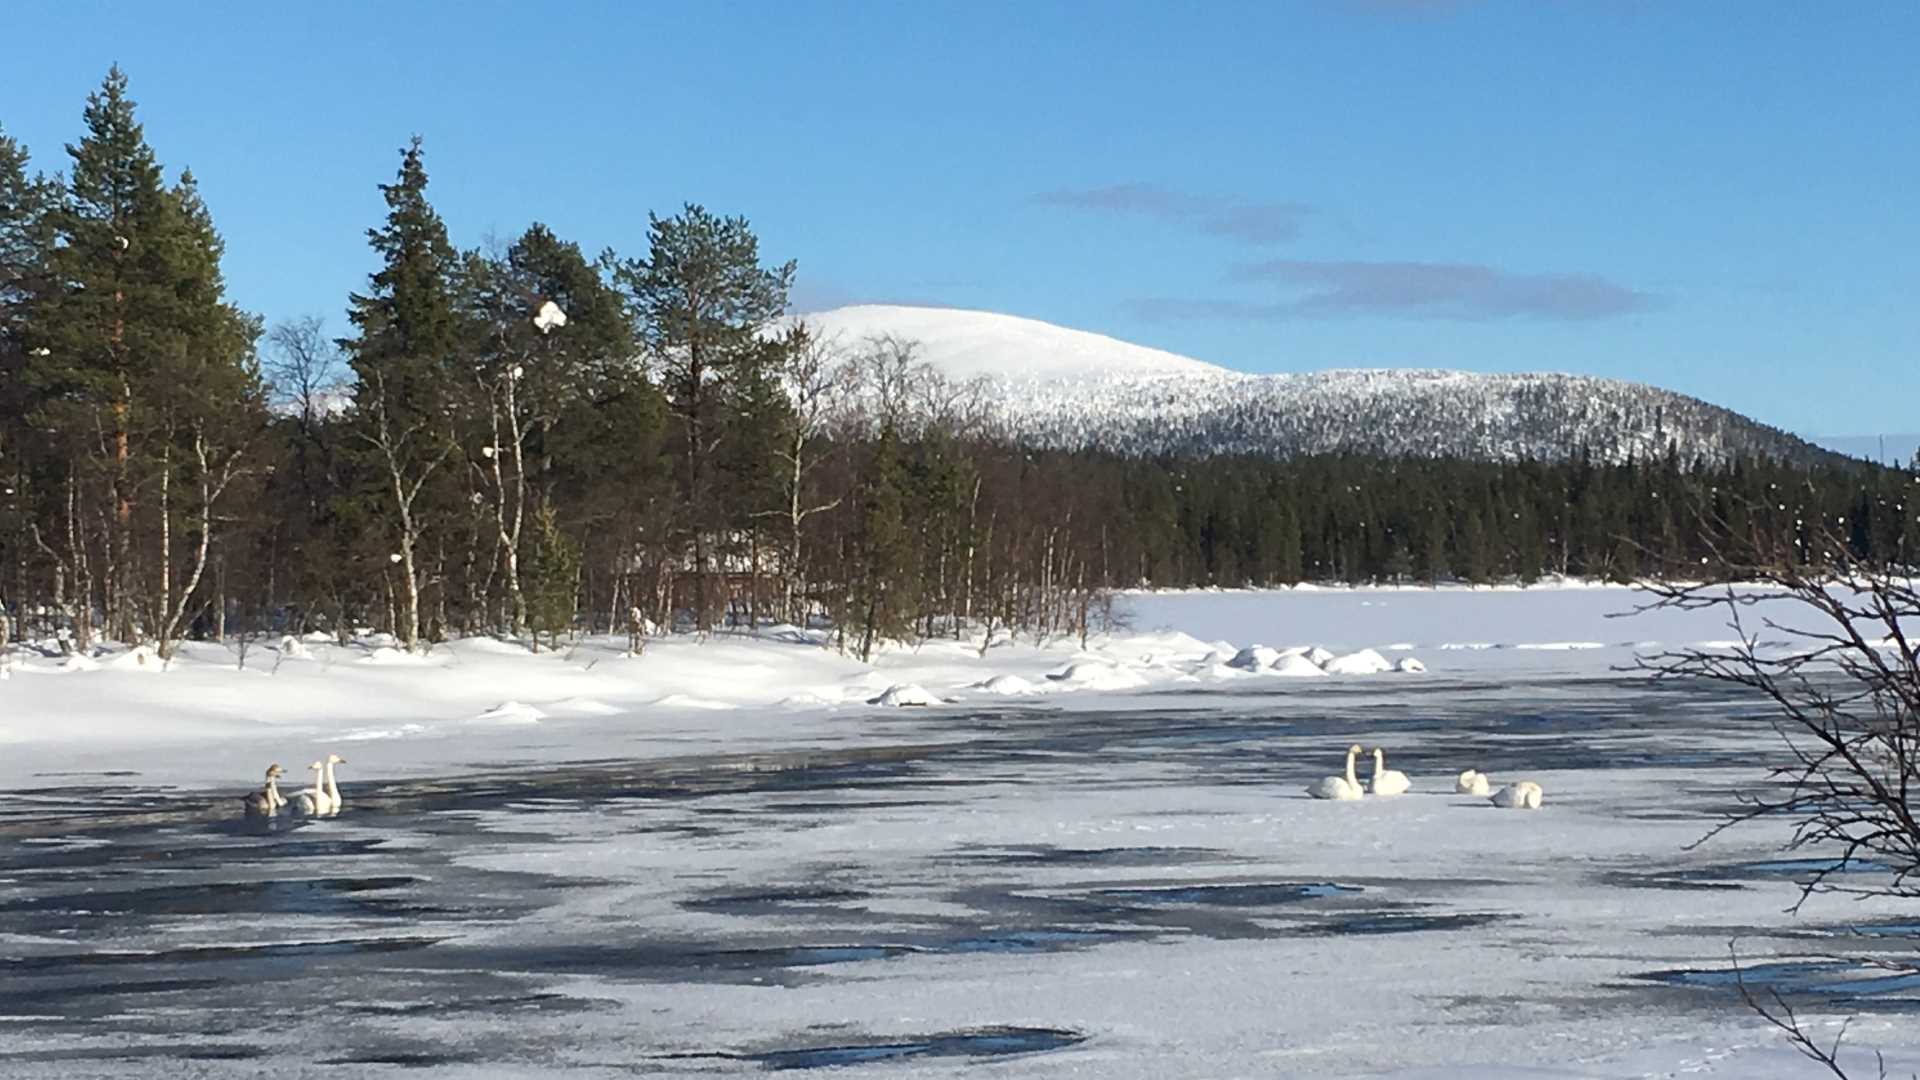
994 367 1840 468
1 72 1912 661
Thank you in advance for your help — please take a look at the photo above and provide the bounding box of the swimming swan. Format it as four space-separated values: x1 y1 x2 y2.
1490 780 1543 809
289 761 332 816
1308 744 1366 800
1368 747 1411 796
321 753 345 815
241 764 286 818
1455 769 1492 796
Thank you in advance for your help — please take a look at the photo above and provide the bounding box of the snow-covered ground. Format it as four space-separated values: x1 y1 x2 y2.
2 584 1916 1076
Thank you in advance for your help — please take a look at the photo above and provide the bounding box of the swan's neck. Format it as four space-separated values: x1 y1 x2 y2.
1345 752 1359 787
323 761 339 801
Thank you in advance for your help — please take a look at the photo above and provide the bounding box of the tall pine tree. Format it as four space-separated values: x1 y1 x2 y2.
612 205 793 629
25 69 262 655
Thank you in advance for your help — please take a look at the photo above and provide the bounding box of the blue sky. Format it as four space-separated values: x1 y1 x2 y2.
6 1 1915 436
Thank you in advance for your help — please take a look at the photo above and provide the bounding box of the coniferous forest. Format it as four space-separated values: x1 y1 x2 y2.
1 71 1914 661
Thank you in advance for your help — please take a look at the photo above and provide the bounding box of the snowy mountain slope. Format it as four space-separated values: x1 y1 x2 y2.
799 305 1840 466
801 304 1223 381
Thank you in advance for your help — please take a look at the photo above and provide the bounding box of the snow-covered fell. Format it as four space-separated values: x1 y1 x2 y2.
803 304 1221 381
802 305 1835 466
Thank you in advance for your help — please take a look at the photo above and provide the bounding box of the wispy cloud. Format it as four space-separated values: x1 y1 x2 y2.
1032 183 1311 246
1129 259 1655 322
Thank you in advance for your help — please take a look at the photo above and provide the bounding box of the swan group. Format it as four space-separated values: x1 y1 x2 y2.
1306 747 1543 809
1308 744 1411 799
1455 767 1545 808
1454 766 1544 808
243 753 345 820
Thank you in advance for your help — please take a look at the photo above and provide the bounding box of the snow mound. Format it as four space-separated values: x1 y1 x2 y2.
301 630 335 644
277 635 312 660
546 697 623 716
104 645 165 672
471 701 546 725
1322 648 1393 675
59 653 101 673
868 683 940 707
778 691 840 707
1048 662 1149 690
973 674 1042 695
1226 645 1281 670
1396 657 1428 673
1277 645 1336 666
1270 653 1329 677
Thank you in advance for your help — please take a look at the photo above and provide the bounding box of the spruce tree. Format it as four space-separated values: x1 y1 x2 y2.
851 424 915 661
1459 506 1491 583
523 503 579 651
29 67 173 643
343 137 463 650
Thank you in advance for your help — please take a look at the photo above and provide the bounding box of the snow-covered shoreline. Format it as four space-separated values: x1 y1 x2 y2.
0 616 1421 793
0 582 1816 794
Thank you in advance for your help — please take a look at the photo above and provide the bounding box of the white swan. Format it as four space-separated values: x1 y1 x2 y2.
1368 747 1411 796
289 761 332 816
321 753 345 816
1308 744 1366 800
1455 769 1492 796
1490 780 1544 809
241 764 286 818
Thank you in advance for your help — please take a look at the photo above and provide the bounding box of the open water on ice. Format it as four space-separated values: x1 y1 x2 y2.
1 678 1915 1076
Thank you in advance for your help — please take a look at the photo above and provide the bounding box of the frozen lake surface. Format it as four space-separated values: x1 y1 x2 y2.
4 674 1917 1077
